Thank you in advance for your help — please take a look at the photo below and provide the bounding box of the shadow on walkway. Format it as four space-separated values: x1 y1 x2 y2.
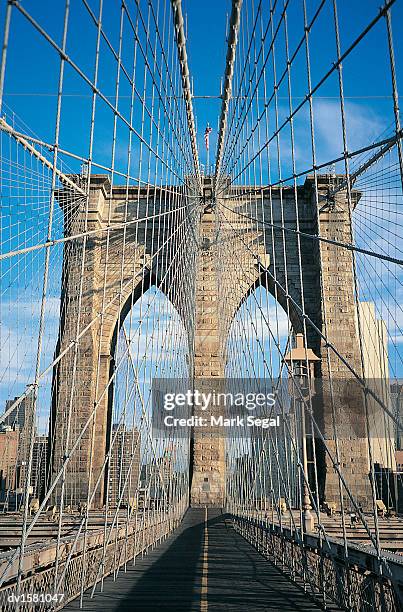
65 509 322 611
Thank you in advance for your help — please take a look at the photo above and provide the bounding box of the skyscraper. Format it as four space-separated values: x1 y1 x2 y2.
108 425 140 508
390 382 403 451
1 390 36 496
31 435 48 499
3 394 33 429
0 427 19 499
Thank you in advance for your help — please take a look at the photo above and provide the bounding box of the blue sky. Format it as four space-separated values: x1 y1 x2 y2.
0 0 402 172
186 0 403 170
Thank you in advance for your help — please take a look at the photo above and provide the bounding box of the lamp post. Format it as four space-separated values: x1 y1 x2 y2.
285 333 320 534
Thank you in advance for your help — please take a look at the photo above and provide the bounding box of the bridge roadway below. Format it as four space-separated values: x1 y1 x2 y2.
65 508 323 611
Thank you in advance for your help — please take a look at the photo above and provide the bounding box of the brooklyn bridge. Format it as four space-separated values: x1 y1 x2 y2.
0 0 403 610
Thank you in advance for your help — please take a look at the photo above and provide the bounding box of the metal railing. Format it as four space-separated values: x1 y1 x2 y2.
231 513 403 612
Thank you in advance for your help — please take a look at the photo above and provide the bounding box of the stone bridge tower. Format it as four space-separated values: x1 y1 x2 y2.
214 174 371 509
190 178 225 507
50 176 198 507
50 174 372 510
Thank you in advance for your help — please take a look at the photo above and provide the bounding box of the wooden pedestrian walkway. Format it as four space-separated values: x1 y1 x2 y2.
65 509 323 611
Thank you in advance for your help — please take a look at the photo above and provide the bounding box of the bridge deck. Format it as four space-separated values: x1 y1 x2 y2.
65 509 323 611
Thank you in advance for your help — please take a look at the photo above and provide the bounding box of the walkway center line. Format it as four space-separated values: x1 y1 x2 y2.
201 506 208 612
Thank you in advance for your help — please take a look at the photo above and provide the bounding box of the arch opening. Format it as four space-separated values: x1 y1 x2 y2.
105 284 191 510
224 283 303 514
